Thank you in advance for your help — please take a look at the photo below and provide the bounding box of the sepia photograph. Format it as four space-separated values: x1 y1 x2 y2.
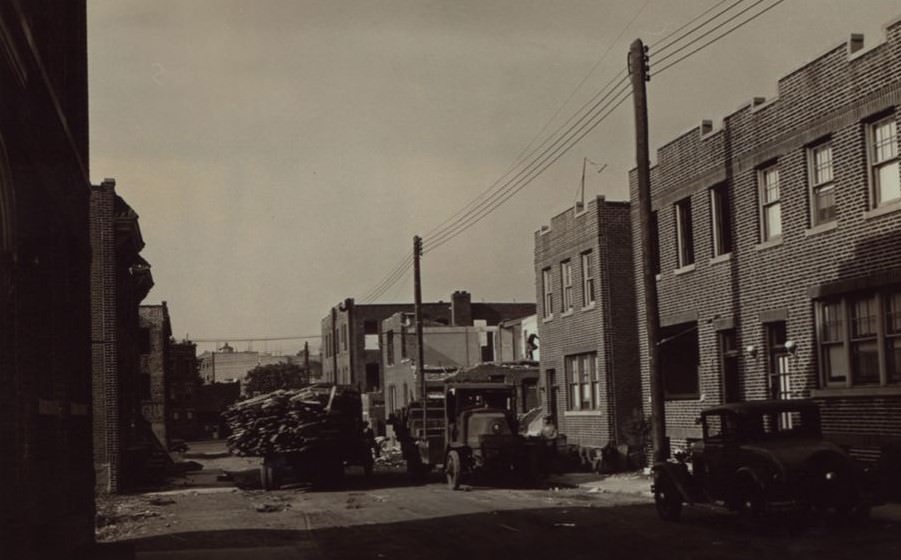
2 0 901 558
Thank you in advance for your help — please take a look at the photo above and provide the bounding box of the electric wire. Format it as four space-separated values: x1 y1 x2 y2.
653 0 788 76
364 259 414 304
650 0 744 54
360 251 414 302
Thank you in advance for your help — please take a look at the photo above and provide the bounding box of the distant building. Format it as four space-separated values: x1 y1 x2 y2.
496 314 540 362
321 290 536 391
381 312 495 415
140 303 173 444
535 196 642 450
197 381 242 439
198 342 298 387
90 178 154 493
1 1 96 557
168 340 201 441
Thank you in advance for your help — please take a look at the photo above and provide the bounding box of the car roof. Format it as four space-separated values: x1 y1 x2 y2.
702 399 819 416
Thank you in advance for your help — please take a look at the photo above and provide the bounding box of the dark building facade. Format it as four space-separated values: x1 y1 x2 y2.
321 291 535 391
140 303 173 445
90 177 154 493
168 339 201 441
632 22 901 461
534 196 642 450
0 1 96 557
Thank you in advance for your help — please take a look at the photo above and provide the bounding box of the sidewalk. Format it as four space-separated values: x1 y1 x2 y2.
548 471 901 523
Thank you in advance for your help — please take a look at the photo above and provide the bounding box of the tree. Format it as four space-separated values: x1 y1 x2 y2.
244 362 308 395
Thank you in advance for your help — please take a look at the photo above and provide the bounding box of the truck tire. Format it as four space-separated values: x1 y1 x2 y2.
446 450 462 490
653 476 682 521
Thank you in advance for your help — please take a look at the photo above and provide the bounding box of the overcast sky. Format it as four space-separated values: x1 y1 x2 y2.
87 0 901 355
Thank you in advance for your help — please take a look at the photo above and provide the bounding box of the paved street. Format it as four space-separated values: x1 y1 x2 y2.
94 443 901 560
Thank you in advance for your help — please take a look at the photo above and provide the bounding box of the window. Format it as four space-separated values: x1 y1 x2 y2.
758 165 782 241
560 260 573 312
709 184 733 256
542 268 553 318
400 326 408 359
675 198 694 267
850 295 879 385
660 322 700 399
139 328 151 354
581 251 595 307
565 352 599 410
816 287 901 388
808 142 836 225
385 330 395 366
869 116 900 207
651 210 661 275
341 324 348 351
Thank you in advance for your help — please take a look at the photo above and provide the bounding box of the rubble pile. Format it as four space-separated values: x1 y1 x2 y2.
223 384 352 457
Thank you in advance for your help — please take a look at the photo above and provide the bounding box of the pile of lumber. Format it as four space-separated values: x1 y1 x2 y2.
223 384 354 457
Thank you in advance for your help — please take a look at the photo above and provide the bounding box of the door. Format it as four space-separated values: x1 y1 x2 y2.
545 369 558 423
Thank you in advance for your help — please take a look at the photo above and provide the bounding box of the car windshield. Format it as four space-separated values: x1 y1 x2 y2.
741 409 821 441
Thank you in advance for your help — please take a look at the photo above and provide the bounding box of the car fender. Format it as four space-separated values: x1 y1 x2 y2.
652 462 694 504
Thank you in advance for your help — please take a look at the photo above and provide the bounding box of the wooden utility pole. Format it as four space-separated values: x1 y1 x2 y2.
303 341 310 381
629 39 667 463
413 236 426 430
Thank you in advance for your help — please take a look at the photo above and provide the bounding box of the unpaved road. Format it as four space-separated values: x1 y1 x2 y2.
99 442 901 560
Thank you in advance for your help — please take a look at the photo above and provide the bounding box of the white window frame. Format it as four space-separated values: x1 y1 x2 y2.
675 198 694 267
816 287 901 388
541 267 553 319
709 184 731 257
580 251 595 307
808 142 836 226
565 352 598 410
869 116 901 208
560 260 573 313
758 165 782 241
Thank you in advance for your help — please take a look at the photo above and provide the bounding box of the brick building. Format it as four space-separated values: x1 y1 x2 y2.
168 339 201 441
90 178 154 493
140 303 173 445
381 312 495 415
534 196 642 450
320 291 535 391
0 1 97 557
632 21 901 461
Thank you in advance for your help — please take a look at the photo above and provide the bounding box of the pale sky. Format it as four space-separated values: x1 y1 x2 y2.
87 0 901 355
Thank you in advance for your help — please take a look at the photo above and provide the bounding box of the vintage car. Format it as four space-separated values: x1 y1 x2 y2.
652 399 876 522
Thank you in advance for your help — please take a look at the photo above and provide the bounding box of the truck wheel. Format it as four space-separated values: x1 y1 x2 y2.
736 479 766 527
653 477 682 521
446 450 462 490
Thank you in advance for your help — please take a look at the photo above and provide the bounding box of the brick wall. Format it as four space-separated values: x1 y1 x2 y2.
534 196 640 449
632 20 901 457
0 1 96 557
140 304 172 445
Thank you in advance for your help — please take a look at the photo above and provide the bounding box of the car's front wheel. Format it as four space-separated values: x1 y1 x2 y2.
654 476 683 521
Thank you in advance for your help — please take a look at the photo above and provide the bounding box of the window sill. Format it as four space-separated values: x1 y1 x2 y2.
581 303 596 313
673 264 696 276
542 314 554 323
811 385 901 398
560 310 574 318
755 235 783 251
862 200 901 221
709 252 732 265
564 410 604 417
804 221 838 237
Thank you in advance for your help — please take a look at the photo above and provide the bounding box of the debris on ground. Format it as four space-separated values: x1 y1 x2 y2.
254 502 288 513
148 497 176 506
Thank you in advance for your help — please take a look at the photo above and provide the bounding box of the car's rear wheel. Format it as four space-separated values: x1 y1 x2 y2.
446 450 462 490
653 476 683 521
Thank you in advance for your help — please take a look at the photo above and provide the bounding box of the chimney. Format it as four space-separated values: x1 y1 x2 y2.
849 33 864 55
451 290 472 327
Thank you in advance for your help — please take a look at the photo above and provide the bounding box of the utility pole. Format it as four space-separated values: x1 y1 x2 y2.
629 38 667 463
413 236 426 432
303 341 310 382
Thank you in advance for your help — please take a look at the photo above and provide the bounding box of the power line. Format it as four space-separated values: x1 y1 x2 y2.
422 0 651 243
192 335 321 343
424 79 632 253
650 0 744 54
360 251 413 303
652 0 789 76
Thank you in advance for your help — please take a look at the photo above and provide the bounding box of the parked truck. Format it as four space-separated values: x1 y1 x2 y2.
395 382 540 489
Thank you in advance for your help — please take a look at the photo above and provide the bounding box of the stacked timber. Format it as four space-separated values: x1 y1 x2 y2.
223 384 357 457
